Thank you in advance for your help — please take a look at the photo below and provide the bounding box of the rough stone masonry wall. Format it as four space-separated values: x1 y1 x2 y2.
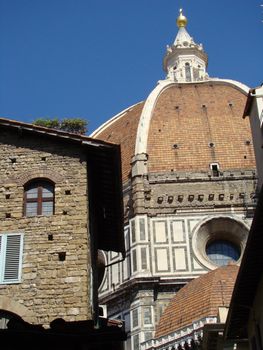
0 130 92 326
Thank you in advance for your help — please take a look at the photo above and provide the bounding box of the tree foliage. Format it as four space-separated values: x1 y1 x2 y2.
33 117 88 135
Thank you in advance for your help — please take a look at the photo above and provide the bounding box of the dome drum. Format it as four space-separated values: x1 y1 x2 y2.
134 172 257 217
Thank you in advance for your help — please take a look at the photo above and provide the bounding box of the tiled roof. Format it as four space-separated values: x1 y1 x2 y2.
155 264 239 338
0 117 114 148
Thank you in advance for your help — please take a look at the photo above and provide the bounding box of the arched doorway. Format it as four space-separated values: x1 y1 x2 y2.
0 309 22 329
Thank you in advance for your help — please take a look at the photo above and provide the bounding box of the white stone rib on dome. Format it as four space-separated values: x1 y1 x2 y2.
210 78 250 94
90 101 143 137
134 78 250 156
135 80 175 155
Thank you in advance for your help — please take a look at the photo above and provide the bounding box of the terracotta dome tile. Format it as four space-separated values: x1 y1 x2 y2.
93 102 144 183
155 264 239 338
147 83 255 173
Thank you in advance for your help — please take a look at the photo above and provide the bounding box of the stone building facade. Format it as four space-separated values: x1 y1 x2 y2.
0 118 124 329
243 85 263 188
224 87 263 350
91 10 257 350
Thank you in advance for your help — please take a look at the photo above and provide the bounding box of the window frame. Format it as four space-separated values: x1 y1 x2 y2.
23 179 55 217
143 306 152 325
210 162 220 177
185 62 192 82
131 308 139 329
0 233 24 284
132 334 140 350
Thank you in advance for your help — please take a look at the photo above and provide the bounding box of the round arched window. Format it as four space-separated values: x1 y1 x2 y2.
206 240 240 266
24 179 54 217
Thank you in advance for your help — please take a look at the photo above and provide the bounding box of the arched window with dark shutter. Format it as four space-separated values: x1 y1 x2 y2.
24 179 54 217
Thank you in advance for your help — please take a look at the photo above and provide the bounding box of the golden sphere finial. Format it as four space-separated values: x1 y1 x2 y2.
176 8 187 28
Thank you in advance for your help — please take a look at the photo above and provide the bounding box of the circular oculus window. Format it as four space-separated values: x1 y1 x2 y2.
206 239 240 266
192 216 248 269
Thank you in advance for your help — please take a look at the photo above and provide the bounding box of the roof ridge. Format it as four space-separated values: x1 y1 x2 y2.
0 117 115 147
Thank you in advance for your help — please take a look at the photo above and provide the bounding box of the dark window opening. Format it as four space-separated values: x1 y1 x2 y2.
210 163 219 177
58 252 66 261
185 62 192 82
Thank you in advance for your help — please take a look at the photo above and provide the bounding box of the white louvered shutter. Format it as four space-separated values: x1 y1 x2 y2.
3 234 22 282
0 236 2 281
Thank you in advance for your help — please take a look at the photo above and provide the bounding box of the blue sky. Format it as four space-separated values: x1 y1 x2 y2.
0 0 262 134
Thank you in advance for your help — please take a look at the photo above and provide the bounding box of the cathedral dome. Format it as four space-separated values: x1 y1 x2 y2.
91 80 254 184
155 264 239 338
96 10 256 350
91 10 255 184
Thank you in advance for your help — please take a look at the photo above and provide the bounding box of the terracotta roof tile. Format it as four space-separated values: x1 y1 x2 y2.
155 264 239 338
148 83 255 172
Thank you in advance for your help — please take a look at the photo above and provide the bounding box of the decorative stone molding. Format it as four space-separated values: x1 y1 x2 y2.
15 169 63 186
131 153 148 177
142 316 217 350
